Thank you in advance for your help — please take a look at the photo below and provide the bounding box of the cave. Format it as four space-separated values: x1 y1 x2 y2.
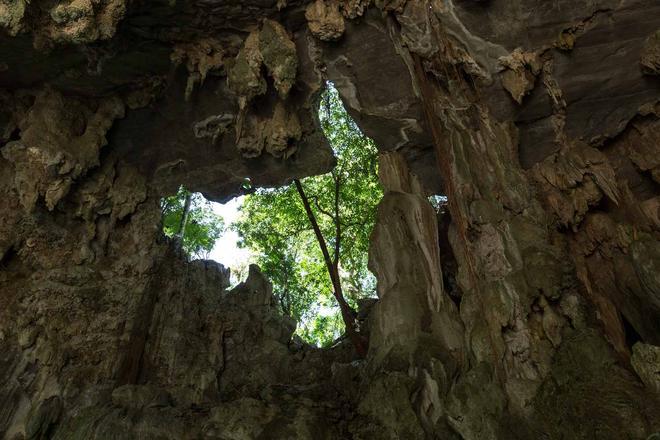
1 0 660 439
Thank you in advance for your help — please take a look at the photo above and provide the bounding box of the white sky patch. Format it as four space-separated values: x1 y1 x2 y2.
207 196 253 281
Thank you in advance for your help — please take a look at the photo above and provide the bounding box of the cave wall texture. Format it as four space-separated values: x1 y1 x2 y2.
1 0 660 438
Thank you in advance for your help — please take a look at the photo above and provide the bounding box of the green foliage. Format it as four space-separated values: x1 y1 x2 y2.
233 83 382 346
298 306 344 348
428 194 449 214
161 187 225 258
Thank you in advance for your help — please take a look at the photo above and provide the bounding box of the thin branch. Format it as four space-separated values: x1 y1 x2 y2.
161 198 173 215
332 172 341 267
175 191 192 248
283 224 311 238
308 194 335 221
340 218 371 230
324 88 332 119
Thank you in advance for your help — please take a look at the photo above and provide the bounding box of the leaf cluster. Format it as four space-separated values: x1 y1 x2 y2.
161 187 225 259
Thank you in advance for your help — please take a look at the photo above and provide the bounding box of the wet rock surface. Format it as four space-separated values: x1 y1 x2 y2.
1 0 660 439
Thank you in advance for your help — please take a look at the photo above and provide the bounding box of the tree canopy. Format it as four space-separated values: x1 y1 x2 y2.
161 187 225 258
233 84 382 347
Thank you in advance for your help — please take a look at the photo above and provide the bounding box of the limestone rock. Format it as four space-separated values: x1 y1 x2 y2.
641 30 660 75
397 0 439 57
111 385 172 410
1 0 660 438
259 19 298 99
631 343 660 394
374 0 407 13
172 38 225 100
265 101 302 158
235 111 267 158
367 152 465 439
533 142 620 228
499 49 542 104
203 398 276 439
340 0 371 19
0 0 126 46
1 89 125 212
45 0 126 45
0 0 27 35
305 0 345 41
227 31 266 108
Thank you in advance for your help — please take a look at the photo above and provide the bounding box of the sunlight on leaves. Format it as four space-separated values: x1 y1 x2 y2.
233 83 382 346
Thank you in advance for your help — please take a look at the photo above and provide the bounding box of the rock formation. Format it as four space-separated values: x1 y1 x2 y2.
1 0 659 439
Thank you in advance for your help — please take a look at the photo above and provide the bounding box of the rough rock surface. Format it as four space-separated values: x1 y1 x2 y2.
1 0 660 439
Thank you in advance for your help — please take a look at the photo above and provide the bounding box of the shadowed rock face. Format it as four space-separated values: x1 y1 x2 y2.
1 1 660 439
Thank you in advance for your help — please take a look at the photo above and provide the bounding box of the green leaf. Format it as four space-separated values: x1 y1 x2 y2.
161 187 225 259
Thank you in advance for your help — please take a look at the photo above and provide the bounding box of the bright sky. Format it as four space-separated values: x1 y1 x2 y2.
207 196 253 280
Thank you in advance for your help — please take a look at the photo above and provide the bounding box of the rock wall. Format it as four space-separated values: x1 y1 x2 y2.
1 0 660 439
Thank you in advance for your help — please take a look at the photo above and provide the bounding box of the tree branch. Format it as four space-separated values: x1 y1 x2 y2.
175 191 192 249
281 264 291 316
332 172 341 268
308 194 335 221
294 179 337 286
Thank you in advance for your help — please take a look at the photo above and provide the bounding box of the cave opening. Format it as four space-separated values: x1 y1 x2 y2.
159 83 383 348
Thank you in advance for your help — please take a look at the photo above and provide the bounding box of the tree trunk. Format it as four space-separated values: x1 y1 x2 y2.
294 178 368 356
175 191 192 248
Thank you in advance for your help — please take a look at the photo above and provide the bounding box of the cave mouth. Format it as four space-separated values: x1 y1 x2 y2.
157 84 457 348
159 83 382 348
